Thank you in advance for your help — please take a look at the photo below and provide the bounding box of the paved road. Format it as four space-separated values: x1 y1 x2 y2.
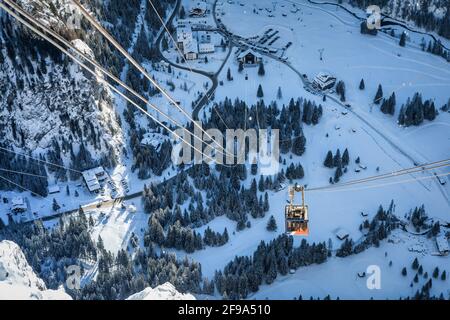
154 0 234 121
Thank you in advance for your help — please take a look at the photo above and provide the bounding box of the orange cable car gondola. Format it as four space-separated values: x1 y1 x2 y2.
285 184 309 236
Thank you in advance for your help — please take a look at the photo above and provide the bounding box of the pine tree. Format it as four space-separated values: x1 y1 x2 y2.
359 78 365 90
342 148 349 166
374 84 383 104
324 151 333 168
263 192 270 212
52 198 60 211
162 37 169 51
238 61 244 73
258 62 265 76
433 267 439 278
441 270 446 281
257 84 264 98
227 68 232 81
277 86 282 99
266 215 277 231
402 267 407 276
412 257 419 270
180 5 186 19
251 162 258 175
333 149 342 168
334 166 343 183
399 32 407 47
292 135 306 156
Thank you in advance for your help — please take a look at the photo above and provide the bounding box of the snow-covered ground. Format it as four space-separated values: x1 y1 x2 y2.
252 230 450 300
2 0 449 301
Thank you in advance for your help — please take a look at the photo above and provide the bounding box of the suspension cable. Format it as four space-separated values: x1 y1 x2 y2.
2 0 231 159
71 0 233 158
307 159 450 192
147 0 231 130
0 1 220 164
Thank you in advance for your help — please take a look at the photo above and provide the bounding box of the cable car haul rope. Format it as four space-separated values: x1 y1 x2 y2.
286 159 450 236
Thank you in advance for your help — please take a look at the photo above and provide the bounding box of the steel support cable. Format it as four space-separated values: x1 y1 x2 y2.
71 0 233 158
3 0 230 159
147 0 231 130
307 160 450 192
0 146 82 174
310 171 450 194
0 1 218 164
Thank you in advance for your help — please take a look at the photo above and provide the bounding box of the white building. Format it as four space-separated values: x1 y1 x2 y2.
199 42 215 54
82 166 108 193
184 39 199 60
11 197 28 214
436 235 450 256
176 26 193 53
176 26 193 44
313 72 337 90
237 49 262 67
48 185 60 194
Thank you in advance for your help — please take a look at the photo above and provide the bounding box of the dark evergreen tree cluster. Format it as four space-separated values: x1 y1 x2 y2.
142 165 271 235
354 201 401 254
380 92 396 115
203 226 229 247
398 93 438 126
1 208 96 289
336 81 346 101
79 246 202 300
0 145 49 196
214 235 329 299
409 205 429 232
266 215 277 231
286 163 304 180
203 97 322 159
323 148 349 183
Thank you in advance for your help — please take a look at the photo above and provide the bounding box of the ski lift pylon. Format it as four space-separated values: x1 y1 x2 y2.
285 184 309 236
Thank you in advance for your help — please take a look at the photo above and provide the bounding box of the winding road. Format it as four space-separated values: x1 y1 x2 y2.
154 0 234 121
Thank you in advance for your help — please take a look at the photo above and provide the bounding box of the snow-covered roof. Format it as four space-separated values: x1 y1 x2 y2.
314 72 336 85
184 39 199 54
176 26 193 42
82 167 106 192
199 43 215 51
11 197 25 207
140 132 168 150
237 49 262 59
11 197 27 212
48 185 60 194
436 235 449 253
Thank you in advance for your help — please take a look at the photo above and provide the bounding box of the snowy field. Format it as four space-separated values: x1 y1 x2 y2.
251 230 450 300
1 0 449 301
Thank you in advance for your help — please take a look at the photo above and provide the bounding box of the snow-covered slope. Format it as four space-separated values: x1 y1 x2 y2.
126 282 196 300
0 240 72 300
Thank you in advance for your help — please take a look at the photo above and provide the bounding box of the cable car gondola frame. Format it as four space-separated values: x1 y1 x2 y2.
285 184 309 236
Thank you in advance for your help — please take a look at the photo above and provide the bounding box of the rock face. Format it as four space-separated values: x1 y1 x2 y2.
126 282 196 300
0 240 72 300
